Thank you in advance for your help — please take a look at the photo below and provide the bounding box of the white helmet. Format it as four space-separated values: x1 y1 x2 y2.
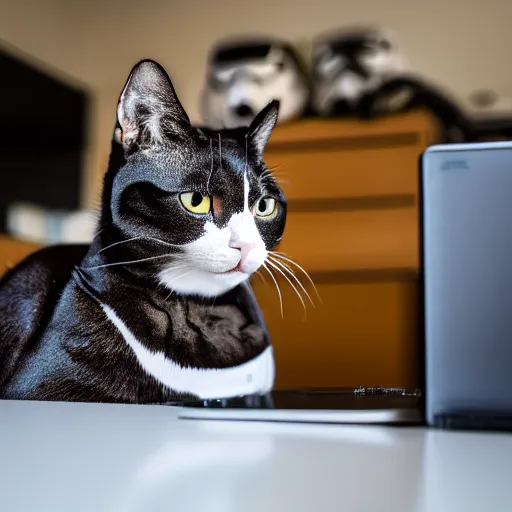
201 36 310 129
311 27 405 116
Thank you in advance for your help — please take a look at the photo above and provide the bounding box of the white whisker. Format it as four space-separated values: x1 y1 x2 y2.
270 251 322 303
266 259 307 320
260 166 287 178
263 262 283 319
164 269 195 300
206 136 214 194
92 228 104 241
168 269 194 283
97 236 180 255
160 263 192 273
254 269 268 285
259 170 273 180
163 268 194 300
259 168 290 187
82 253 178 270
268 255 315 307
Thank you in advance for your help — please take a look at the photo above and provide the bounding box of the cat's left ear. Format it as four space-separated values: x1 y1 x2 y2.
248 100 280 154
117 59 191 149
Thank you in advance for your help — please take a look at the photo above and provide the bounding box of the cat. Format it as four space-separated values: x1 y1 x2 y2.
0 59 287 404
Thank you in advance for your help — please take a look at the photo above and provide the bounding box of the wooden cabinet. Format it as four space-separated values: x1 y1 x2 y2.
253 110 439 389
0 235 40 276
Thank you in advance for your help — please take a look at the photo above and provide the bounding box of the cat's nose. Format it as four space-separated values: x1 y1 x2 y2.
231 241 257 272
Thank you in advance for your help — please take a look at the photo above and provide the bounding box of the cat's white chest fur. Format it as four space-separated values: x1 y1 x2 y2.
101 303 275 399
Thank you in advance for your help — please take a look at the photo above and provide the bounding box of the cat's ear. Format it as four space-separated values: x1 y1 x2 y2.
248 100 280 154
117 59 190 148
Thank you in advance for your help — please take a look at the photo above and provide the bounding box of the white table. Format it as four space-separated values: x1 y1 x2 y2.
1 399 511 512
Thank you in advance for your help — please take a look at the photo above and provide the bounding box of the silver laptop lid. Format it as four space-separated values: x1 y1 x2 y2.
422 142 512 428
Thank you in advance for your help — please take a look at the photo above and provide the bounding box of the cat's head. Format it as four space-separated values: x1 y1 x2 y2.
102 60 286 297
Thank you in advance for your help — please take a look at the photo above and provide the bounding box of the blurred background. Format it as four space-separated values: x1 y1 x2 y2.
1 0 512 390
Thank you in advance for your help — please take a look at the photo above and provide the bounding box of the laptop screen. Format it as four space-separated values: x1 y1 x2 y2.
421 142 512 429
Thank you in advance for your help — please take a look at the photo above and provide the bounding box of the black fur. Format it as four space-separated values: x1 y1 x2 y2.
357 76 476 142
311 27 511 143
0 244 88 389
357 76 512 144
0 60 286 403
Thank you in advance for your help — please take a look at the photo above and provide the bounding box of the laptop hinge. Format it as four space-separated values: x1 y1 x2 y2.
434 412 512 432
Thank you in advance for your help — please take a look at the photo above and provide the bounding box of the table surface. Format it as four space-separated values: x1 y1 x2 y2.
1 399 512 512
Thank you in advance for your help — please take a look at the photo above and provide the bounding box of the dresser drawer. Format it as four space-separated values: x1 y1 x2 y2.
265 140 422 201
275 206 418 273
252 276 420 389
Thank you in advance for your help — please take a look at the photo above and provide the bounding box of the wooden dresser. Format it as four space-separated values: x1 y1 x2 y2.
253 110 440 390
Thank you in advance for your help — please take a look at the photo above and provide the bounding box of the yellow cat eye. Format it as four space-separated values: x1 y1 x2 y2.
179 191 211 215
255 197 277 218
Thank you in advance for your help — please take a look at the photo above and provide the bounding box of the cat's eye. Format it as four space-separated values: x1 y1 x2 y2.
255 197 277 218
179 191 211 215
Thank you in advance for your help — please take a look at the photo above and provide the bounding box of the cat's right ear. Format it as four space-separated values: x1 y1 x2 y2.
248 100 280 155
117 59 191 149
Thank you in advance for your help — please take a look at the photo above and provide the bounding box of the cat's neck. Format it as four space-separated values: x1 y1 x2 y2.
76 237 219 308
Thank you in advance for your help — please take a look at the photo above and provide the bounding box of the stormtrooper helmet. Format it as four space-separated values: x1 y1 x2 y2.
311 27 405 117
200 36 310 129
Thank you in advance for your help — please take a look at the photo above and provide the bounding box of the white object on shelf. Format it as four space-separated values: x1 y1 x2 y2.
464 89 512 120
7 202 97 244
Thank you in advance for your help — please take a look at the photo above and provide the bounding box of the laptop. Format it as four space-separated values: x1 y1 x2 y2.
171 141 512 429
421 141 512 431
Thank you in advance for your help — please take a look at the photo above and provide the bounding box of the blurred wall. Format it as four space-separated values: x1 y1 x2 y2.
0 0 92 204
0 0 87 84
1 0 512 205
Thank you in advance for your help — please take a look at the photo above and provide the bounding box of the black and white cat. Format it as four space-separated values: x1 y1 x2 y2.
0 60 287 403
